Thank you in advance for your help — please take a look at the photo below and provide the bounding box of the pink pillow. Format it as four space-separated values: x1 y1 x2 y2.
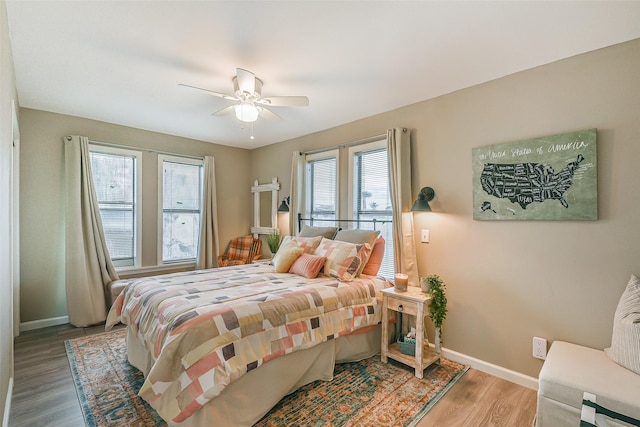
361 236 385 276
289 253 327 279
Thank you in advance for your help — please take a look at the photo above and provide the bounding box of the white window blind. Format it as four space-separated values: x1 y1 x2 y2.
90 150 137 267
307 155 337 226
352 146 394 278
161 159 203 263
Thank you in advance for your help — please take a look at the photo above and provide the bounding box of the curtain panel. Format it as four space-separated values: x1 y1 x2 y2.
387 128 419 285
289 151 305 236
64 135 119 327
197 156 220 269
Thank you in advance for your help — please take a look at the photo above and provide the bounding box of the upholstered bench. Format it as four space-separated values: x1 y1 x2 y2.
536 341 640 426
105 279 134 308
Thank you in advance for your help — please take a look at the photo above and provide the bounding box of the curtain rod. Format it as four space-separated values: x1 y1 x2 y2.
300 132 392 156
88 139 205 160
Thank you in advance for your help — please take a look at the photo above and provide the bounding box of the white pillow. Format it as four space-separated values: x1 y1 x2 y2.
272 240 304 273
605 274 640 375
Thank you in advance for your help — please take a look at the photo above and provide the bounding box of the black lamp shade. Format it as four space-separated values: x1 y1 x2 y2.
278 198 289 212
411 187 435 212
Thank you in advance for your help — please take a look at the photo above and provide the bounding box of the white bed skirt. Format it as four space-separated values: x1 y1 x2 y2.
127 326 381 427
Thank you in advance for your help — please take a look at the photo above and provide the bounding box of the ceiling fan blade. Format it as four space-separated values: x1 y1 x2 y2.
211 105 236 117
179 83 237 100
258 96 309 107
236 68 256 94
259 106 282 122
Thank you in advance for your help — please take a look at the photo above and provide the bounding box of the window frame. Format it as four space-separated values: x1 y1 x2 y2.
304 149 339 224
157 154 204 265
348 138 395 278
89 144 143 269
347 138 388 218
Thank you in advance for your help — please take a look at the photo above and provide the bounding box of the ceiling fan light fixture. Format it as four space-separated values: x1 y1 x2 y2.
235 102 259 122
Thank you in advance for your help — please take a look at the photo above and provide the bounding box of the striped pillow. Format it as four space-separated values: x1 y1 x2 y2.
289 254 327 279
605 274 640 375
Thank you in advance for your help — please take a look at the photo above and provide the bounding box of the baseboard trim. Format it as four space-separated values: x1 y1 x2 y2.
17 318 539 390
3 377 12 427
441 346 539 390
19 315 69 332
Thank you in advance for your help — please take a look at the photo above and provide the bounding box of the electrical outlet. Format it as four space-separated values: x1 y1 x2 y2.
533 337 547 360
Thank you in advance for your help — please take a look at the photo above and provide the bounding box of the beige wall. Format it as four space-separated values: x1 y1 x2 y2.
251 39 640 378
0 0 17 421
14 36 640 379
19 109 252 322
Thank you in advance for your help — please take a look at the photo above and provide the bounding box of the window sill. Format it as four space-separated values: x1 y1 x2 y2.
117 262 196 278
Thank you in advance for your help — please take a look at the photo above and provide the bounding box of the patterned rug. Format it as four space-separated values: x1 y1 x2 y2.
66 329 468 427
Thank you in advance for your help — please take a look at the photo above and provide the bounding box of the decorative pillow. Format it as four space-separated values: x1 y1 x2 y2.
272 240 304 273
334 229 380 275
281 235 323 253
299 225 339 240
289 253 327 279
605 274 640 375
314 238 372 282
227 235 253 260
361 236 385 276
334 229 380 246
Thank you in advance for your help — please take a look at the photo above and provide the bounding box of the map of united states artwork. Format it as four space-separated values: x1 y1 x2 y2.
472 129 597 221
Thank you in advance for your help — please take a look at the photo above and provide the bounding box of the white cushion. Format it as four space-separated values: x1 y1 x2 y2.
605 274 640 375
272 239 304 273
538 341 640 423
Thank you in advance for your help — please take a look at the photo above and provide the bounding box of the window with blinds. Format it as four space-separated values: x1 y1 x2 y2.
305 151 337 226
89 148 140 267
351 143 394 278
161 157 203 263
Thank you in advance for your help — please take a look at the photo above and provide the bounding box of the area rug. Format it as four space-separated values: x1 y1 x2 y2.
66 329 468 427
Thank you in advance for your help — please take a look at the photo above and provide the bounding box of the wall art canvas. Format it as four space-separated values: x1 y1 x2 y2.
472 128 597 221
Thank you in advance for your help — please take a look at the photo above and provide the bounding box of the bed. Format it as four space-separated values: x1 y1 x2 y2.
106 231 390 427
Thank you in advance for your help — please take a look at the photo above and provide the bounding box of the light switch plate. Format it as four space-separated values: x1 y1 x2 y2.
421 229 430 243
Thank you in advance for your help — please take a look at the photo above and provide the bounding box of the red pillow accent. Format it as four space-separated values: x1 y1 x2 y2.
361 236 385 276
289 253 327 279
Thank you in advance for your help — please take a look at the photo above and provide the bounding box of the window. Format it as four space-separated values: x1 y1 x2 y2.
305 150 338 226
304 142 395 278
89 146 142 267
159 156 203 263
349 140 394 278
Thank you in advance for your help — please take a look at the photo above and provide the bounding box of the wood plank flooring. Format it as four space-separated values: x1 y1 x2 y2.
9 324 537 426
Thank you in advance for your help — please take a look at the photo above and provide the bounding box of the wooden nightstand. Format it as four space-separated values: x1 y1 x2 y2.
381 286 440 378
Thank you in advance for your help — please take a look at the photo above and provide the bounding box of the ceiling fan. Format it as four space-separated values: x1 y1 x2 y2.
180 68 309 123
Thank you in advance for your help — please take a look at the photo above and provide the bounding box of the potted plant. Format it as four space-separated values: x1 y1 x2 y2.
266 230 283 257
427 274 447 353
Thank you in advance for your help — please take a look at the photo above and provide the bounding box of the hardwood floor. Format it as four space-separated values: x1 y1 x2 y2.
9 324 537 426
9 323 124 427
417 368 537 426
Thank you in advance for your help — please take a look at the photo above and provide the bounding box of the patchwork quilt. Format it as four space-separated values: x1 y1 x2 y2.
106 263 389 423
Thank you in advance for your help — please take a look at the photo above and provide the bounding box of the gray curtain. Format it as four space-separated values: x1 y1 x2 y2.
64 135 119 327
288 150 305 236
387 128 419 285
197 156 219 269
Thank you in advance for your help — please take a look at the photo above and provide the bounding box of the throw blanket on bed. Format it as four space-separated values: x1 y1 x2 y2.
106 263 388 423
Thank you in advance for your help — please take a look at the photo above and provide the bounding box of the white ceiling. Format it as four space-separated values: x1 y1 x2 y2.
6 1 640 149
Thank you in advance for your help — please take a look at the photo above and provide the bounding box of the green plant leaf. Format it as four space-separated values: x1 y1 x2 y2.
427 274 447 330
